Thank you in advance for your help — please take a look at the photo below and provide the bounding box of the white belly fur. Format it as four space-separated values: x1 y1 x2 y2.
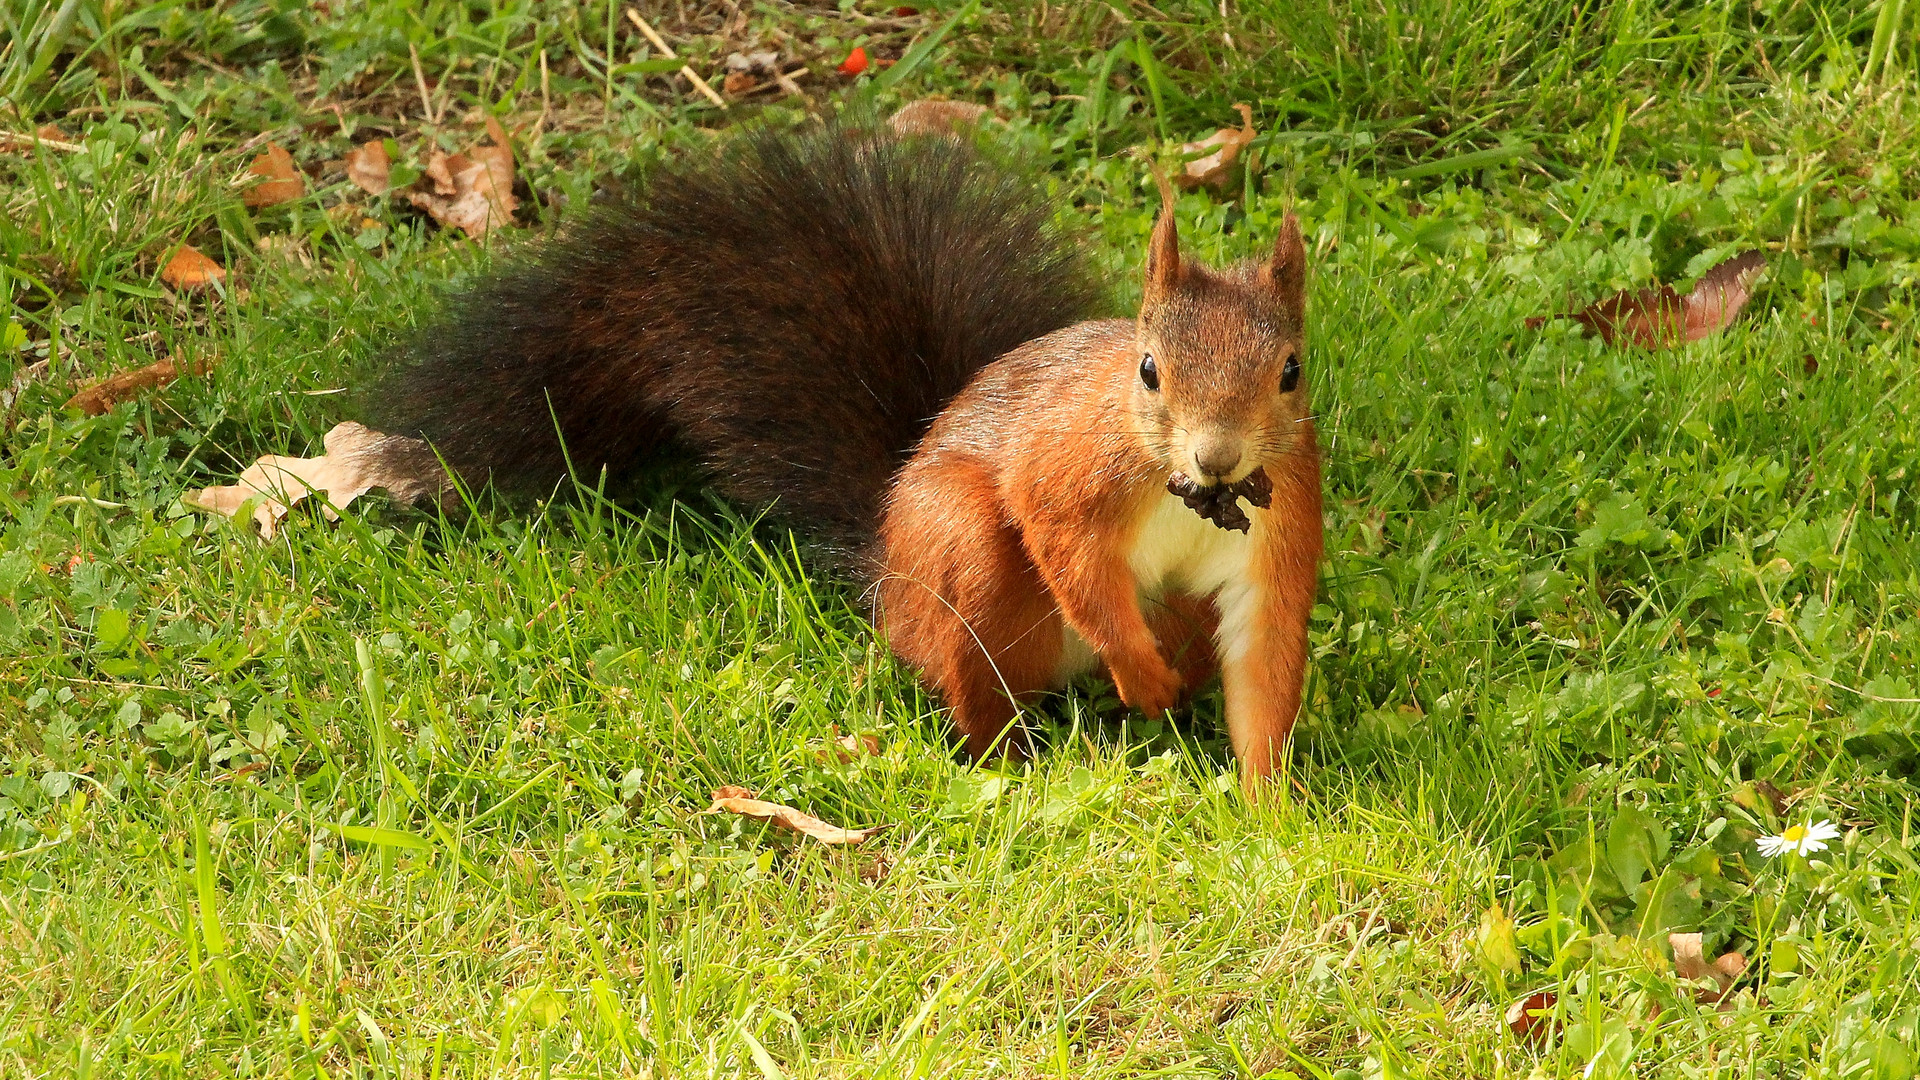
1053 493 1265 686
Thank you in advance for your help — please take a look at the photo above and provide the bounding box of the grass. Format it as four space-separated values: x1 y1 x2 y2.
5 0 1920 1076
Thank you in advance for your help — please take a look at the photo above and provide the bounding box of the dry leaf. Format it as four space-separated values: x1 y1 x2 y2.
188 421 449 539
725 50 781 75
65 355 212 416
406 145 517 239
819 728 882 763
3 359 51 417
889 100 991 136
483 113 512 154
1175 103 1256 191
161 245 226 291
1682 250 1768 337
0 126 82 153
720 51 792 97
242 143 305 208
345 139 392 196
256 234 312 268
1669 931 1747 1006
1531 251 1767 348
1505 989 1557 1046
704 786 889 845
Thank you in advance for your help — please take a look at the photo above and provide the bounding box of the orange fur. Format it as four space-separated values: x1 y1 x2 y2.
877 199 1323 798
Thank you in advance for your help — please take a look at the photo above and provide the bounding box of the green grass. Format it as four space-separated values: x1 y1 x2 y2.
5 1 1920 1076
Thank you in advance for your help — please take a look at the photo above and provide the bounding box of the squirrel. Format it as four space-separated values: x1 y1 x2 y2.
364 117 1322 795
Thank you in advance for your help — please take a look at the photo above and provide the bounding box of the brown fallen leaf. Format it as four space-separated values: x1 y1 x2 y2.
0 126 82 153
1175 102 1256 191
889 100 991 136
188 421 450 539
242 143 305 208
722 71 757 96
65 355 212 416
1505 989 1557 1046
1670 931 1747 1007
483 113 513 154
704 786 889 845
345 139 392 196
161 245 226 290
407 144 517 239
819 728 883 763
1529 251 1767 348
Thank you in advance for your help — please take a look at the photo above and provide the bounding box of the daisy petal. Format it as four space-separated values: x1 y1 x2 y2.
1793 819 1841 855
1755 835 1789 857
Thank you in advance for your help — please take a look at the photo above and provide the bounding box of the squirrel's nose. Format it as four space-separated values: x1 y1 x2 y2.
1191 435 1244 483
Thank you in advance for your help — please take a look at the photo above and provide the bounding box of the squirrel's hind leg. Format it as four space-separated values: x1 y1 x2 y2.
879 458 1063 761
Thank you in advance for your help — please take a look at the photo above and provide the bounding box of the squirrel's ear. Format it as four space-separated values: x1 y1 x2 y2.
1143 169 1181 304
1260 212 1307 324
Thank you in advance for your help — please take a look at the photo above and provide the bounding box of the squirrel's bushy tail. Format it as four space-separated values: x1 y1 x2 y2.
363 119 1102 555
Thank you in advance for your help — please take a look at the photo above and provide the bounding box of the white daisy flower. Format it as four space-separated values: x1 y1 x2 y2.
1755 819 1842 858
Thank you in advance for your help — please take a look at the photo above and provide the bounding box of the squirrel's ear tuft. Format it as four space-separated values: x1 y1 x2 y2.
1143 169 1181 304
1261 212 1307 325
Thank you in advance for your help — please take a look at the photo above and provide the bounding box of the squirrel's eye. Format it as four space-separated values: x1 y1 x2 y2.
1280 355 1301 393
1140 353 1160 391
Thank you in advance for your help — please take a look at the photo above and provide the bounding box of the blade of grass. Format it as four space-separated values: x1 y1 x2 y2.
876 0 982 91
1388 143 1533 180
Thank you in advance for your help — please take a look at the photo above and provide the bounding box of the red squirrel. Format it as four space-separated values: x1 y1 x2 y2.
364 118 1321 794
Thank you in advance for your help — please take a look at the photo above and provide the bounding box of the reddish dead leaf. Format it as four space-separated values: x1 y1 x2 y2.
345 139 392 196
839 47 869 75
1538 251 1767 348
406 144 517 239
1505 989 1558 1046
1175 103 1256 191
704 786 889 845
242 143 305 208
36 124 65 141
65 355 212 416
1684 250 1768 334
1670 932 1748 1007
818 728 882 763
161 245 226 291
890 100 991 137
1802 354 1819 375
893 6 921 14
483 113 512 153
188 421 449 539
722 71 756 96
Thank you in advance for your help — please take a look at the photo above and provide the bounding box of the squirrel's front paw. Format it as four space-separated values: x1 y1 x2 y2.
1113 658 1183 716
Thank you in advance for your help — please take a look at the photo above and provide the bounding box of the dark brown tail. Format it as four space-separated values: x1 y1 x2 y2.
362 119 1102 557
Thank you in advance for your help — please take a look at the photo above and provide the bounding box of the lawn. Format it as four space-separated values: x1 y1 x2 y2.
4 1 1920 1076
